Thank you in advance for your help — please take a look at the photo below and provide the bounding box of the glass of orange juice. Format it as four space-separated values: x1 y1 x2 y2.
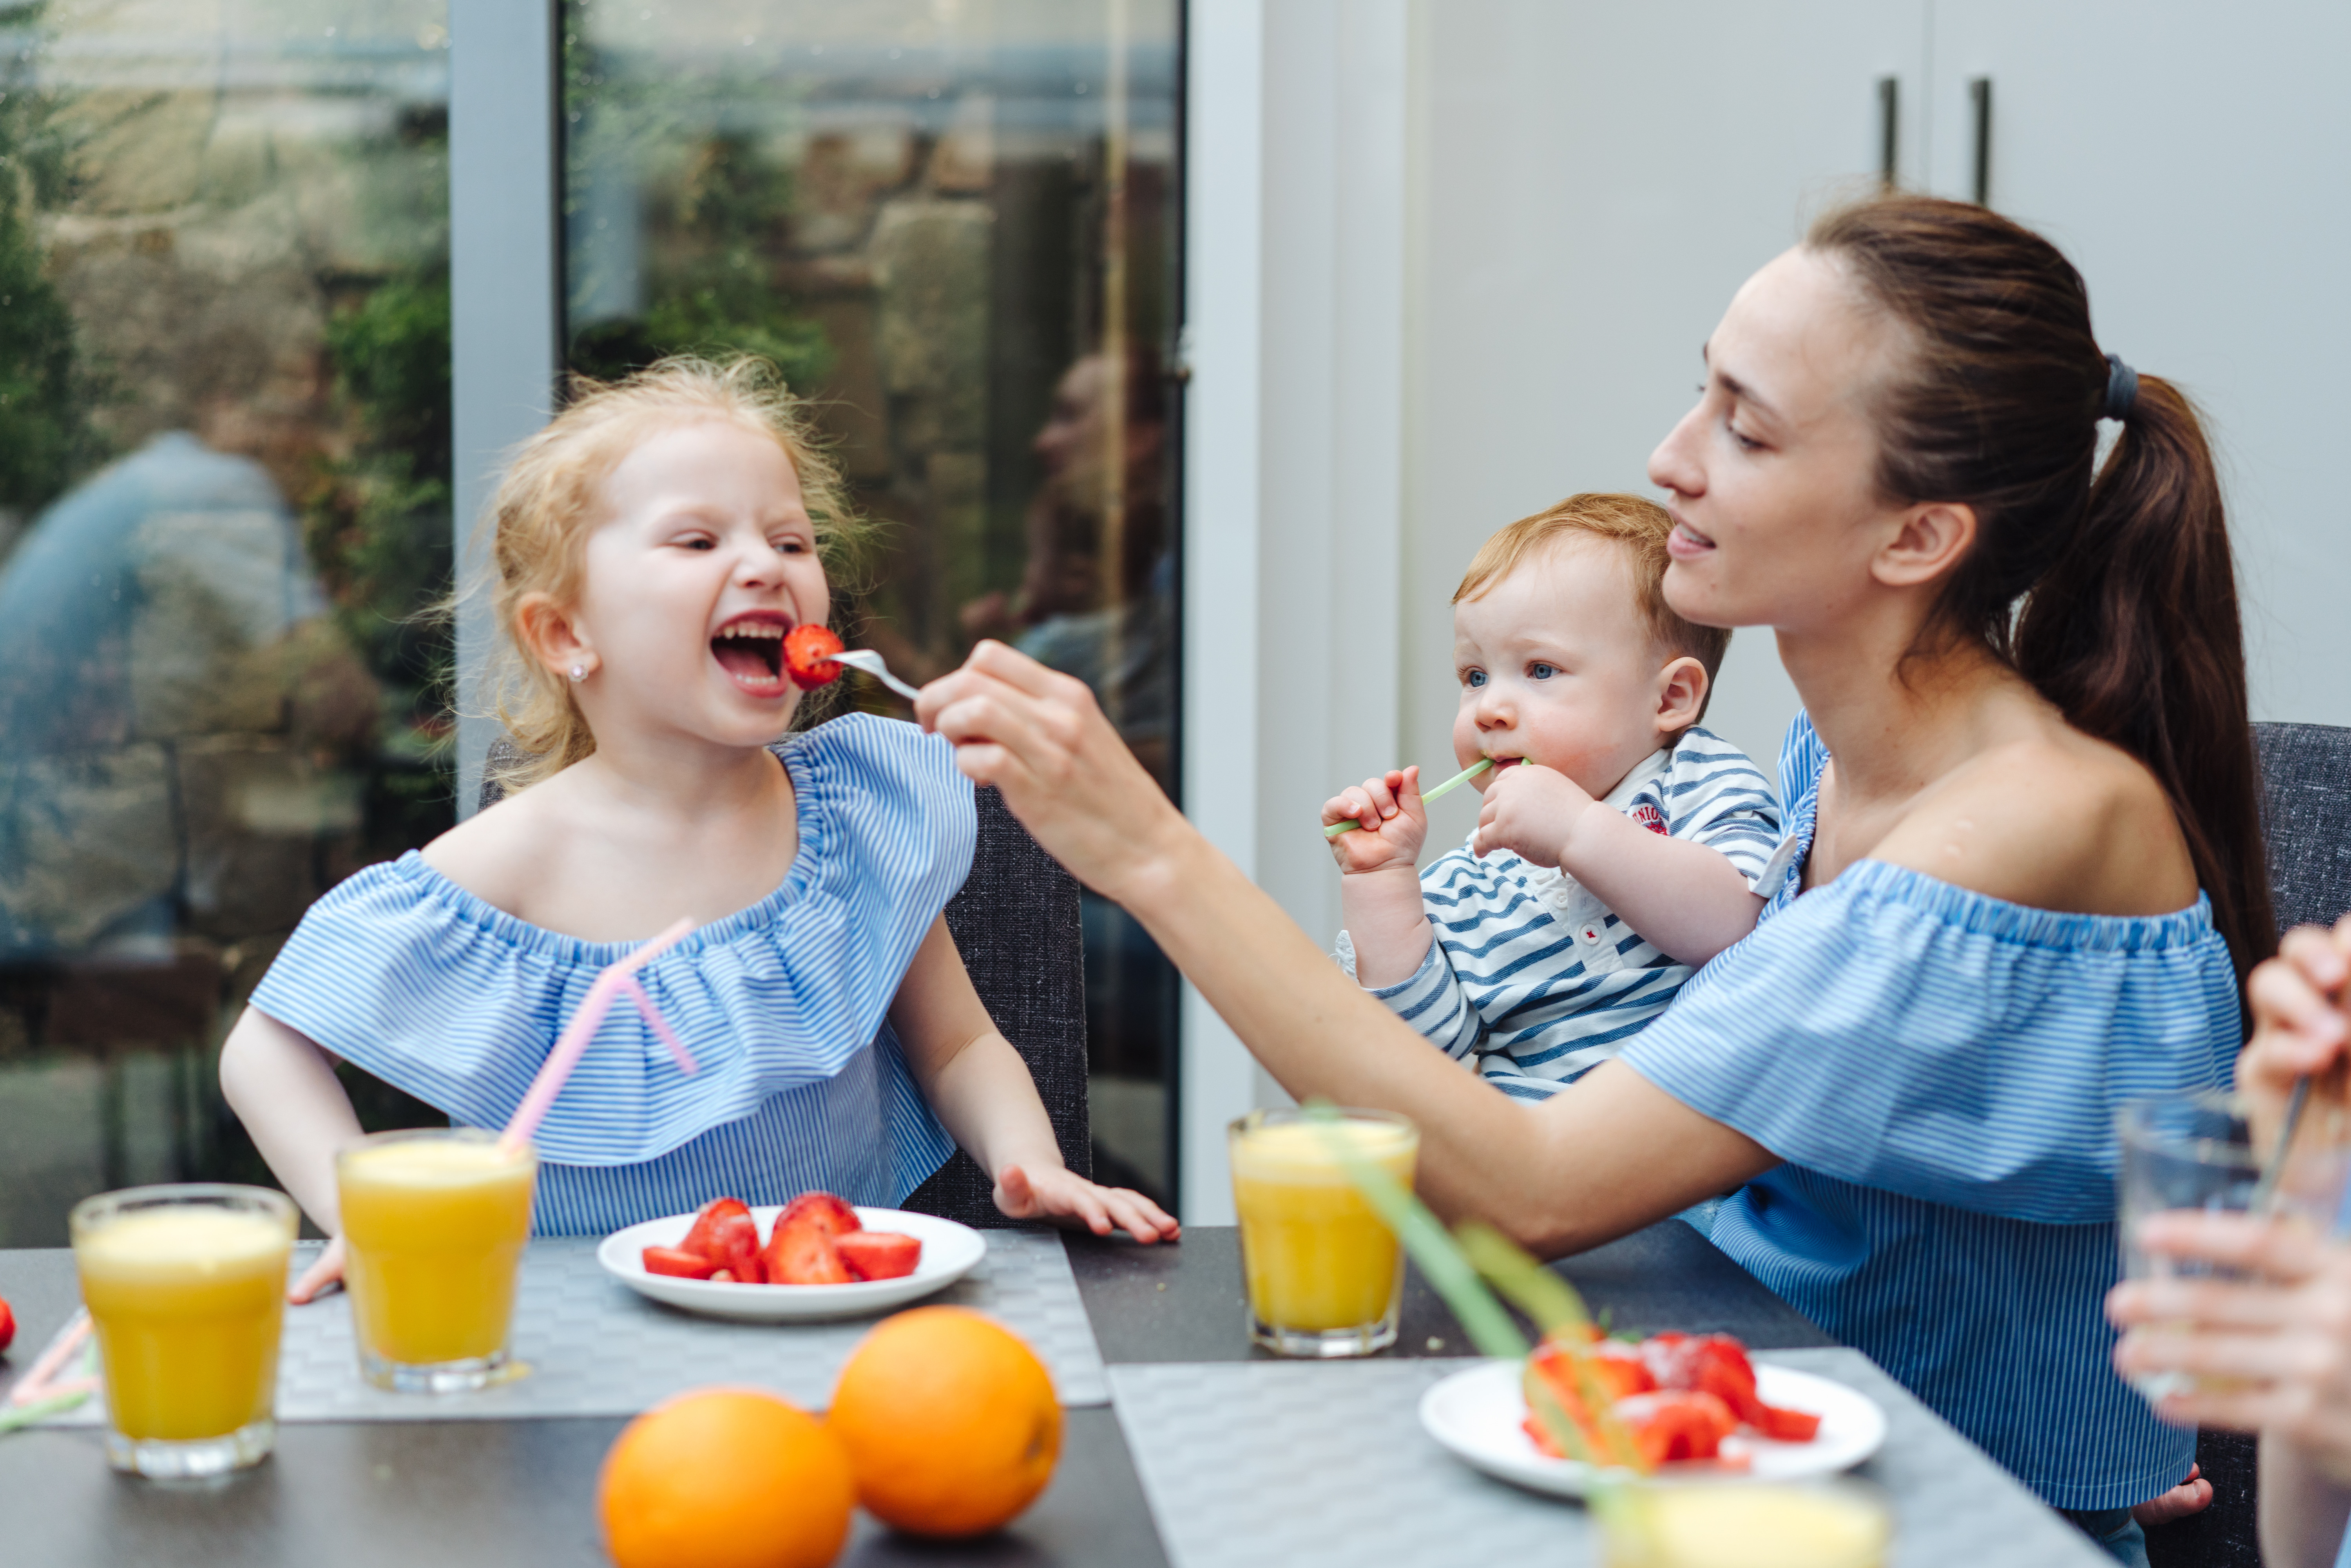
71 1183 297 1477
1228 1106 1418 1356
1598 1480 1892 1568
336 1127 536 1392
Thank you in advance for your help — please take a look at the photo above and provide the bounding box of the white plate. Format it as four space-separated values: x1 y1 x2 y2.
596 1206 986 1322
1418 1358 1887 1498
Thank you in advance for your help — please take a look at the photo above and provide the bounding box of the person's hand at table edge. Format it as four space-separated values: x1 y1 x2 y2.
288 1235 345 1304
914 640 1194 907
994 1162 1180 1243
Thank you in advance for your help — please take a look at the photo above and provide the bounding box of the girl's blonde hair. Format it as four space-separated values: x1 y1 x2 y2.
481 354 871 793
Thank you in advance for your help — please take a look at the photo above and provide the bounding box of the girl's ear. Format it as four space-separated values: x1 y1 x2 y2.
1654 654 1709 737
514 590 595 681
1875 500 1978 589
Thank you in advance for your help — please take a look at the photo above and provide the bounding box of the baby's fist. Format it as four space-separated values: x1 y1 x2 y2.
1322 767 1426 873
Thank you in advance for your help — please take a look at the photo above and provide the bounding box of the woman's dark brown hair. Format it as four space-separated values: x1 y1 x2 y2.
1808 194 2276 986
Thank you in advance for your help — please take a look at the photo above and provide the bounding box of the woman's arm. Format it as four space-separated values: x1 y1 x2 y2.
919 643 1775 1254
217 1005 365 1301
889 914 1177 1241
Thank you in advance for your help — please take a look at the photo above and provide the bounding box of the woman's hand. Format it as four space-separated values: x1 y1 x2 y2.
2239 916 2351 1146
2107 1210 2351 1481
1323 767 1426 875
994 1163 1181 1244
916 640 1191 905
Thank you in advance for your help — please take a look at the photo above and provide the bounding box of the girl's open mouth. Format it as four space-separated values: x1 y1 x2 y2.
1667 518 1717 558
711 612 791 695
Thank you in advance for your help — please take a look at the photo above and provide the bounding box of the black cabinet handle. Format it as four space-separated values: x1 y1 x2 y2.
1878 76 1899 188
1969 76 1992 206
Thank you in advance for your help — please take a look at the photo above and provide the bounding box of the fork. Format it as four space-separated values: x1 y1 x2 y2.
833 648 923 702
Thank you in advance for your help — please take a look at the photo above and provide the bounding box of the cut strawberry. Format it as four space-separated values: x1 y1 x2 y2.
776 1190 861 1238
782 625 845 690
1753 1403 1823 1443
0 1293 12 1354
641 1246 719 1280
1614 1390 1738 1466
711 1210 764 1286
680 1197 752 1267
762 1211 854 1285
835 1231 921 1281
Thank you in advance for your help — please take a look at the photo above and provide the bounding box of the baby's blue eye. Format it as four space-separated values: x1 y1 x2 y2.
1529 663 1557 680
1465 669 1487 689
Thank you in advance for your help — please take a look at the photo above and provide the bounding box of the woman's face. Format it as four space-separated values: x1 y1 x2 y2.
1646 246 1913 633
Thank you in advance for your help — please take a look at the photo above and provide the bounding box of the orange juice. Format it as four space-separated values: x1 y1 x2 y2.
337 1128 535 1390
71 1185 295 1477
1229 1109 1417 1355
1601 1483 1891 1568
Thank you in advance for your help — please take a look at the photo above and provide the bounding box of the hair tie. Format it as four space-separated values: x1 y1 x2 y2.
2103 353 2139 423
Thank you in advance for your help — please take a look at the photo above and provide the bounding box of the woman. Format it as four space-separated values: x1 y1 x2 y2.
2110 915 2351 1568
918 195 2267 1555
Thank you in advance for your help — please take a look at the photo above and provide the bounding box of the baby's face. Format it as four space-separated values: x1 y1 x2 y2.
571 418 832 748
1450 537 1679 799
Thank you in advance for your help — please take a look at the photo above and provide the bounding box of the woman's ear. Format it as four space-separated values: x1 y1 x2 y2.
1654 654 1710 737
1875 500 1978 590
514 591 596 681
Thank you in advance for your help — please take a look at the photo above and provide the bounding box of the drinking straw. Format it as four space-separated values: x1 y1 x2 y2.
1324 757 1503 840
8 1310 88 1407
2 1314 95 1435
2250 1076 2313 1215
500 918 701 1153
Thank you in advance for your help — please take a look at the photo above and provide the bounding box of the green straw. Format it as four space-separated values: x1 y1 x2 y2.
1325 757 1499 839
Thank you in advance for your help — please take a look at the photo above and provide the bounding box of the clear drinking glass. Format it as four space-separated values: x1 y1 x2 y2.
1228 1107 1418 1357
1598 1479 1893 1568
70 1184 297 1478
2117 1089 2351 1401
336 1128 536 1393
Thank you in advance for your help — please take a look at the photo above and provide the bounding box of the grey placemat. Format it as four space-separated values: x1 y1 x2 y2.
1107 1348 2109 1568
49 1229 1105 1425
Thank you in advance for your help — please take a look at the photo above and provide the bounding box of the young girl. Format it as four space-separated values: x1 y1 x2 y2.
219 357 1175 1299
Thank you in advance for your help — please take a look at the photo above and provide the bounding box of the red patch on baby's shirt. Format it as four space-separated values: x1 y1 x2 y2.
1629 802 1669 836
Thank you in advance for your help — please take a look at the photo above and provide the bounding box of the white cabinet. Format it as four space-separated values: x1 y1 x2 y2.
1404 0 2351 798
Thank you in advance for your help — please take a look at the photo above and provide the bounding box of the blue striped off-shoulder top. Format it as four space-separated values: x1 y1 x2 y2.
250 712 970 1236
1620 711 2241 1512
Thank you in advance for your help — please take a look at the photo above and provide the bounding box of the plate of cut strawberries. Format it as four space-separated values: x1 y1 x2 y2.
1418 1329 1887 1498
596 1192 987 1321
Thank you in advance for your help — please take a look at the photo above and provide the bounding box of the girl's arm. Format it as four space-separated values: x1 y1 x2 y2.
889 914 1178 1242
1473 762 1764 966
917 643 1777 1255
217 1006 365 1301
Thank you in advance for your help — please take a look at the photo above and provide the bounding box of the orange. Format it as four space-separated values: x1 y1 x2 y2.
598 1386 855 1568
826 1306 1062 1537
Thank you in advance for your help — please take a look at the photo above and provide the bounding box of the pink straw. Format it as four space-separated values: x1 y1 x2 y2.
9 1311 90 1407
500 918 700 1152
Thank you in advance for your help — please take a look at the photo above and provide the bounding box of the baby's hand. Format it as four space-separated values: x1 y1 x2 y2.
1473 762 1597 868
1321 767 1427 874
288 1236 345 1304
994 1163 1180 1244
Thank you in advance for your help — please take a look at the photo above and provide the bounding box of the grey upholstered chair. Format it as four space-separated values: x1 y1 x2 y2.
2146 722 2351 1568
477 746 1089 1229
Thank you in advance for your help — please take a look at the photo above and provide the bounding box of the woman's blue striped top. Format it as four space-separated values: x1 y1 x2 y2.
1620 712 2241 1512
250 712 969 1236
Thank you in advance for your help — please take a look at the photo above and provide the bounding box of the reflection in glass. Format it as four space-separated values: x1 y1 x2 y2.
0 0 454 1243
563 0 1182 1202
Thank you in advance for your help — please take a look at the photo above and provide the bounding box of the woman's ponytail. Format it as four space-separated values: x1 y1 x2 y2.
2015 378 2275 983
1809 196 2276 983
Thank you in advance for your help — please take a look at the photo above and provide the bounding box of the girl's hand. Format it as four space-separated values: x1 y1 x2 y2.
2107 1210 2351 1483
2240 916 2351 1141
994 1163 1181 1244
1471 761 1595 869
917 641 1190 906
1322 768 1426 874
288 1236 345 1304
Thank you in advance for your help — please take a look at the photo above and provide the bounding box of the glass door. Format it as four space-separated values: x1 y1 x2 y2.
560 0 1183 1204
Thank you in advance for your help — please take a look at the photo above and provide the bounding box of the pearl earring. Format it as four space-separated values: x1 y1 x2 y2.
569 664 586 683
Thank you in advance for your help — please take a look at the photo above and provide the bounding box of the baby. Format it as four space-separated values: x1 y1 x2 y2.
1323 493 1779 1099
219 356 1173 1299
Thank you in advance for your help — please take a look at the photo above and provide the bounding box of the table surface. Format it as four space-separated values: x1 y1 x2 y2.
0 1221 2091 1567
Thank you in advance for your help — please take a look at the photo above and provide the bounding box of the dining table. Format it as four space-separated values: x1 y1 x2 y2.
0 1218 2109 1567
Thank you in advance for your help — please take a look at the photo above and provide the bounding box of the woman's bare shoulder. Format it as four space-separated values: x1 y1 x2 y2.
1867 730 2199 916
